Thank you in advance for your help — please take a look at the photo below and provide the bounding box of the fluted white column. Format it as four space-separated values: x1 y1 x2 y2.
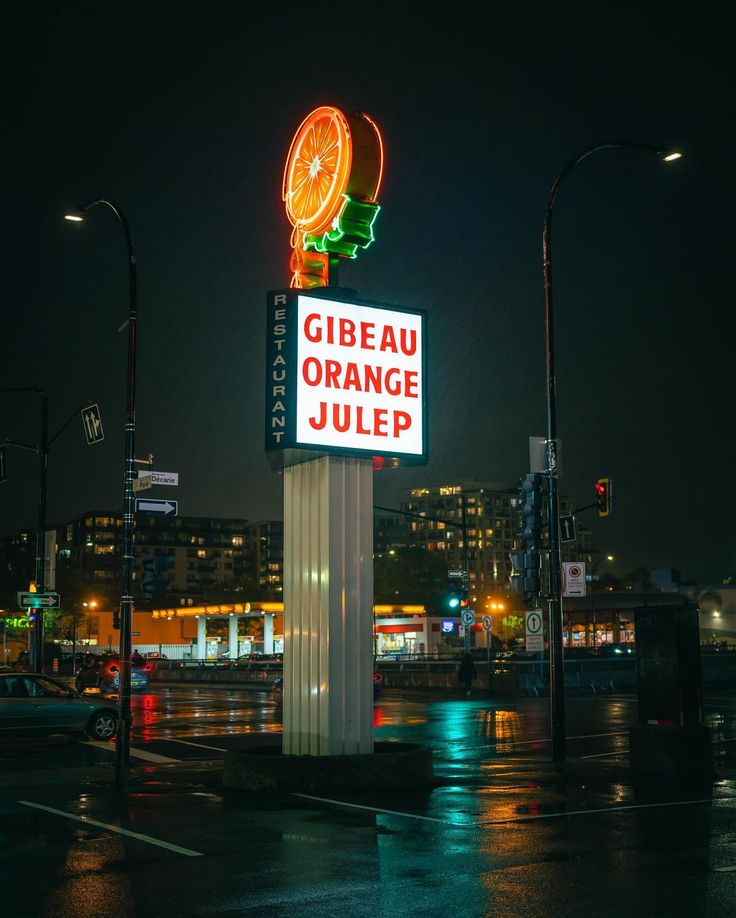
283 456 373 755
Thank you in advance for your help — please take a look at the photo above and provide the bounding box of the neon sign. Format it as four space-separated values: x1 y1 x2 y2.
283 106 383 288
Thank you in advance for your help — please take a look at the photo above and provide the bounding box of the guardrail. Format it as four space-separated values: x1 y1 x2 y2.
143 650 736 694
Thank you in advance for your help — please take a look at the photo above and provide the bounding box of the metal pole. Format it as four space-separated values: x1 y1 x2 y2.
33 395 49 673
72 199 137 787
71 605 78 674
542 140 674 768
117 207 137 789
462 491 470 654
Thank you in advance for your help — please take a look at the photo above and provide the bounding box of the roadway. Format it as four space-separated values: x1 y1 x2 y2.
1 686 735 916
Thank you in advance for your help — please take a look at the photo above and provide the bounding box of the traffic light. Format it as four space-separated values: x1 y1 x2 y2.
519 473 544 550
510 550 541 601
594 477 612 517
142 555 157 598
446 576 468 611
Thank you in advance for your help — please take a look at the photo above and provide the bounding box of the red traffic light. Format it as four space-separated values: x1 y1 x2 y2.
595 478 612 517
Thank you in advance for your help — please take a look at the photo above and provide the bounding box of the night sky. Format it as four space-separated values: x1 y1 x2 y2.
2 5 734 583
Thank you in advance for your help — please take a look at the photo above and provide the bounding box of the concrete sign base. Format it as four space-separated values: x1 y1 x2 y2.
283 455 373 756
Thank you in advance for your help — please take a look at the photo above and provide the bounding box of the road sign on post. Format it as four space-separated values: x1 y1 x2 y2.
135 499 178 516
562 562 586 597
133 475 152 493
137 470 179 486
461 609 475 627
559 515 576 543
481 614 493 632
17 591 60 609
81 404 104 445
525 609 544 651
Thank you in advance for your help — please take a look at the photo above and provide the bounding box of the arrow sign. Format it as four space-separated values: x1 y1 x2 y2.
559 514 576 543
135 499 178 516
18 591 60 609
81 404 105 445
461 609 475 626
525 609 544 651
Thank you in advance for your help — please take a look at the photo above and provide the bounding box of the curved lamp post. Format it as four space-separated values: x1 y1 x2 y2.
543 143 682 768
65 200 137 787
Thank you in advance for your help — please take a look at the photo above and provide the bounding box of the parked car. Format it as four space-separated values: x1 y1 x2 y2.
75 653 150 695
0 672 118 740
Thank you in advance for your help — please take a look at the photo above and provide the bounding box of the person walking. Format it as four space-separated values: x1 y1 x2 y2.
459 652 477 696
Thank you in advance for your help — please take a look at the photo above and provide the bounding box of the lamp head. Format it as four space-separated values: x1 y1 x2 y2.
655 145 683 162
64 210 85 223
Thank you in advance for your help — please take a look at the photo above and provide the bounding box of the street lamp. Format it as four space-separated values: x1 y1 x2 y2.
543 142 682 769
65 199 137 788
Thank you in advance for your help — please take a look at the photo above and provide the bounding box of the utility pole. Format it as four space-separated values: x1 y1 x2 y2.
32 395 49 673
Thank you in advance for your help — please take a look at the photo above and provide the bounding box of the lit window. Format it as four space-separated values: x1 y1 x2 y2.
232 536 244 547
197 550 206 559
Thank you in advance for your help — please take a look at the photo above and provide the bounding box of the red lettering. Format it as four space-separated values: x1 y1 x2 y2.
385 367 401 396
380 325 398 353
356 406 371 435
339 318 356 347
325 359 341 388
343 362 361 391
302 356 322 386
393 411 411 437
326 315 335 344
364 364 382 394
405 370 418 398
304 313 321 343
374 409 388 436
360 322 375 349
400 328 417 356
308 402 327 430
333 404 350 432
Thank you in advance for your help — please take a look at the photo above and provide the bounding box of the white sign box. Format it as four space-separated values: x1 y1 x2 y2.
265 290 428 470
562 561 587 597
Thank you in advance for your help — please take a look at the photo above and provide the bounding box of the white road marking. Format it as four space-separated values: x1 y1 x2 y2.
503 731 628 748
580 749 629 759
165 738 227 753
477 797 714 826
18 801 203 856
293 792 714 828
82 741 180 764
292 793 451 824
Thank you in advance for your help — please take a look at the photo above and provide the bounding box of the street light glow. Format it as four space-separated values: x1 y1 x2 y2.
64 213 84 222
662 151 683 162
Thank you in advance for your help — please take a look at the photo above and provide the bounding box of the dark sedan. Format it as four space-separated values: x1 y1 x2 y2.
0 672 118 740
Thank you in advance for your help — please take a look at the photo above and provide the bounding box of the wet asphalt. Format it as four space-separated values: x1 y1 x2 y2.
1 685 735 917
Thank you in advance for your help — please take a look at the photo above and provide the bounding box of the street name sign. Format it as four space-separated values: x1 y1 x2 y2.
481 614 493 632
133 476 153 493
137 470 179 486
81 404 105 445
461 609 475 626
135 499 178 517
448 569 465 578
562 561 586 597
559 514 576 543
17 591 60 609
525 609 544 652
